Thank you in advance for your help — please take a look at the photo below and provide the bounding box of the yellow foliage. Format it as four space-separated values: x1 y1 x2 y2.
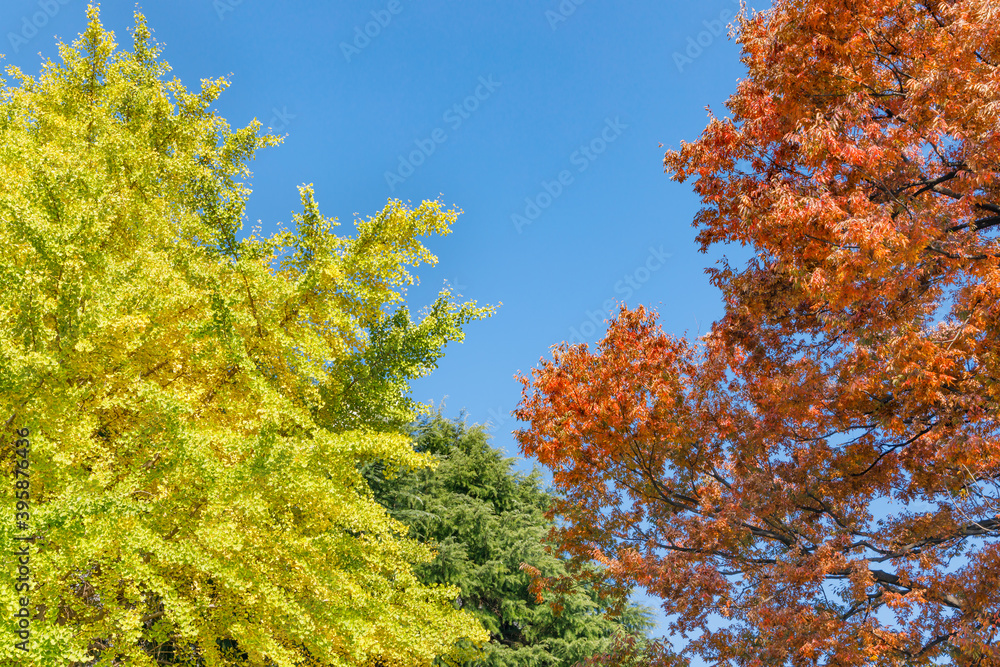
0 6 491 666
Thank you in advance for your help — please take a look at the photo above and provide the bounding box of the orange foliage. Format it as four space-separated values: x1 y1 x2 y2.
516 1 1000 664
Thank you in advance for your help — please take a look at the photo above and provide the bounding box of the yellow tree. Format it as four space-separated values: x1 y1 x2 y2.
0 7 490 666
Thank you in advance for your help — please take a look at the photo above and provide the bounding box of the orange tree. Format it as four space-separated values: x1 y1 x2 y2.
515 1 1000 665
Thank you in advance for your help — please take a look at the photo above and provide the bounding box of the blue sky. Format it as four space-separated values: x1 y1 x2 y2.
1 0 758 652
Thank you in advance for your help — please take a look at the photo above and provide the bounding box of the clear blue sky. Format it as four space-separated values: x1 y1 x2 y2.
2 0 758 652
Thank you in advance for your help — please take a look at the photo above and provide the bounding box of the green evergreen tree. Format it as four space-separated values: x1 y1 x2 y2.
363 414 659 666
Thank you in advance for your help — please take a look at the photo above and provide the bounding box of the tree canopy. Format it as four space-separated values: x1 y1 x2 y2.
364 414 662 666
516 1 1000 665
0 7 491 666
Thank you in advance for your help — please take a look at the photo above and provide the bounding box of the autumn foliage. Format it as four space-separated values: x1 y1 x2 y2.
0 8 489 666
517 1 1000 665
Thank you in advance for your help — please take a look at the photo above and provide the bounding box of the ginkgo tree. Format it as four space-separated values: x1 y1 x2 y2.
517 1 1000 665
0 6 491 667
